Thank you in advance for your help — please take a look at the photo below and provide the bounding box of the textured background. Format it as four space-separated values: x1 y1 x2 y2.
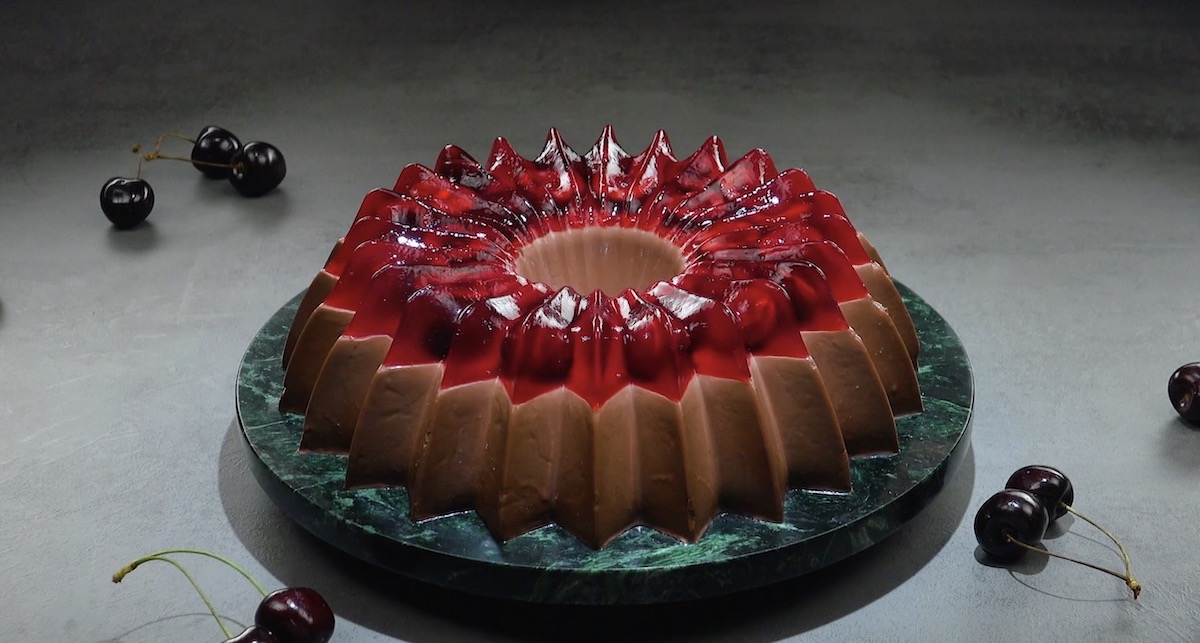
2 1 1198 641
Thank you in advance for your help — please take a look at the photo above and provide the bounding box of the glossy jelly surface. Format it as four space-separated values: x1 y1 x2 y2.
321 127 882 408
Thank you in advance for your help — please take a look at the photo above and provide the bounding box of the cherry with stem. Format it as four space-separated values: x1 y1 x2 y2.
978 468 1141 600
112 548 334 643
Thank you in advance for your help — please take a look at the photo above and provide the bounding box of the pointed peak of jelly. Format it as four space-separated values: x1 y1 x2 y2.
538 127 583 167
662 148 783 235
536 285 585 327
586 125 634 206
392 163 440 193
490 281 553 316
486 137 524 171
584 125 629 168
727 148 778 184
434 145 490 189
353 187 403 221
623 130 679 221
643 130 675 160
587 125 622 157
667 136 729 194
434 144 478 167
532 128 592 219
698 136 728 172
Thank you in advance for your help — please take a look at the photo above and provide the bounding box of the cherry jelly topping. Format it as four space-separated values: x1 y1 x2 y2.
666 148 779 232
343 264 511 339
639 137 728 232
673 268 809 356
725 280 811 357
394 164 531 243
808 191 872 264
624 130 677 228
441 283 552 388
618 290 688 400
324 241 417 310
696 240 869 302
565 292 629 407
583 125 635 215
485 138 570 240
645 282 751 381
535 129 593 218
317 128 885 406
433 145 490 190
383 277 523 365
503 287 583 402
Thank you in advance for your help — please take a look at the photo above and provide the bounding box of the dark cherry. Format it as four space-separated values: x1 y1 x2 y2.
229 141 286 197
1168 363 1200 427
973 489 1050 562
254 587 335 643
100 177 154 229
224 624 281 643
1005 465 1074 522
191 126 243 179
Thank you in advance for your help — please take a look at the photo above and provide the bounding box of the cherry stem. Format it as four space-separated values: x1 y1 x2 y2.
1060 502 1141 599
143 150 241 171
112 548 269 597
149 131 195 153
130 144 144 179
134 131 243 170
1004 535 1141 600
112 554 233 638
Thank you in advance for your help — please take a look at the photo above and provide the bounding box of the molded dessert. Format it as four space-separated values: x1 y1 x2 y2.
280 127 921 548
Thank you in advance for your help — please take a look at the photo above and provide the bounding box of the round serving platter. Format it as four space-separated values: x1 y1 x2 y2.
236 282 972 604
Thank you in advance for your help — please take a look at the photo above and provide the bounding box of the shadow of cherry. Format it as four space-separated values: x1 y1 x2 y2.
1043 514 1075 540
104 219 161 253
1159 416 1200 472
88 611 250 643
191 176 292 233
973 524 1138 604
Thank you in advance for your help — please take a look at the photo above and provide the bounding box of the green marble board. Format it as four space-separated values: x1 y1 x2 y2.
236 282 973 604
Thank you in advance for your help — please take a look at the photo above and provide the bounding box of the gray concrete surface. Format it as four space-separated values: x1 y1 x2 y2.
2 0 1199 641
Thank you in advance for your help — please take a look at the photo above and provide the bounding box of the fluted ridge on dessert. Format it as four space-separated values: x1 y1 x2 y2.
279 126 922 548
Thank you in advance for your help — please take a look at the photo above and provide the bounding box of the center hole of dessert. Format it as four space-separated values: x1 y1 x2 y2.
514 227 687 297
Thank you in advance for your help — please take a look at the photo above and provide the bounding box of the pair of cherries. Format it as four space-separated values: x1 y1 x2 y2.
101 126 286 230
189 125 287 197
973 465 1074 561
973 465 1140 598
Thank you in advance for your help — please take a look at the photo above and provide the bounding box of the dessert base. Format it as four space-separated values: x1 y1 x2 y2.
235 281 972 604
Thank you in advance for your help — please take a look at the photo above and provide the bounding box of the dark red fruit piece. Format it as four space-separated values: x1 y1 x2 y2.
1006 465 1074 522
973 489 1050 562
224 624 281 643
254 587 335 643
229 141 286 197
191 126 242 179
1168 363 1200 426
100 177 154 229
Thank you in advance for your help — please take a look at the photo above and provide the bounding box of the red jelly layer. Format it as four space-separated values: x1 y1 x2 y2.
302 127 902 409
440 282 553 389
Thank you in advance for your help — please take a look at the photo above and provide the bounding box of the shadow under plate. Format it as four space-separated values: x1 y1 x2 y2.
235 281 973 604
